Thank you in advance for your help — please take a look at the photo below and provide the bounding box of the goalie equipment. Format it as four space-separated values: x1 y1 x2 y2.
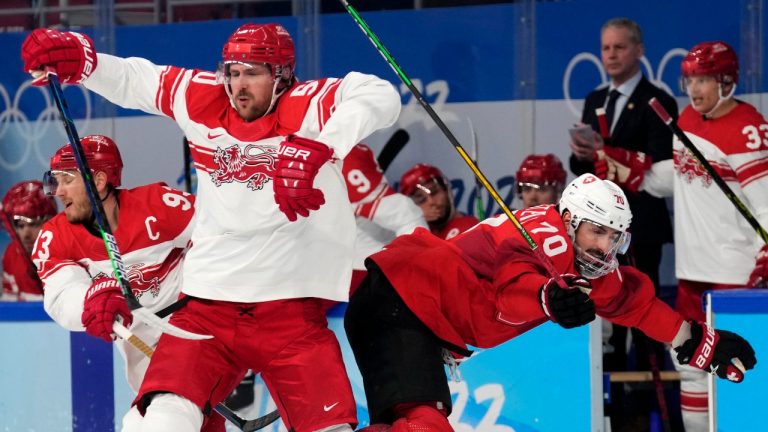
559 174 632 279
44 135 123 195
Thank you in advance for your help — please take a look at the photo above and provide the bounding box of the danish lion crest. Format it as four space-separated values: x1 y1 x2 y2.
212 144 277 190
93 264 161 300
674 147 712 187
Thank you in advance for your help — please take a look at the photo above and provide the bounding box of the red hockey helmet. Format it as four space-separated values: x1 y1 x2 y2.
399 163 448 197
46 135 123 194
2 180 57 222
221 23 295 83
681 41 739 84
516 154 567 192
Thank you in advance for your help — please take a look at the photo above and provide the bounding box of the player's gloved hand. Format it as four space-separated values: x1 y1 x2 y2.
273 135 334 222
594 151 609 179
21 28 97 86
539 274 595 329
747 244 768 287
81 277 132 342
602 146 652 193
674 321 756 383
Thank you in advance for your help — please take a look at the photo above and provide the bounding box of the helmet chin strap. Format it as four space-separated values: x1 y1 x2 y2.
696 82 737 118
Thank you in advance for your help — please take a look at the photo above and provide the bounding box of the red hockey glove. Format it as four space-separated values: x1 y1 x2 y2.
594 151 609 180
81 277 132 342
747 244 768 287
674 321 756 383
602 146 652 193
273 135 334 222
540 274 595 329
21 28 97 86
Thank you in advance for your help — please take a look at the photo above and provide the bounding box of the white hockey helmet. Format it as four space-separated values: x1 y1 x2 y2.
558 174 632 279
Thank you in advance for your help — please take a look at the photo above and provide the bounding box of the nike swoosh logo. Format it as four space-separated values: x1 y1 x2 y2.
323 402 339 412
207 132 224 139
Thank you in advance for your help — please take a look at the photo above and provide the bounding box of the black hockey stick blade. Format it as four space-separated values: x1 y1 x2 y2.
377 128 409 172
215 405 280 432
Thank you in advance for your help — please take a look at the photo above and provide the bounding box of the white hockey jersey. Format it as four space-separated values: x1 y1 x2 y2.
32 183 196 391
342 144 426 270
84 54 400 302
673 103 768 284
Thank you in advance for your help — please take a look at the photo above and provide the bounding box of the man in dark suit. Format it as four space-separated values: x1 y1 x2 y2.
569 17 679 431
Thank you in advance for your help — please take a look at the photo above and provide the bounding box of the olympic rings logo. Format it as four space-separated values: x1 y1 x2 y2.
562 48 689 117
0 79 92 171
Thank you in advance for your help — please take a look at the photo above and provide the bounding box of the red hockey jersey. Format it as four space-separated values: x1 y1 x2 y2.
369 205 683 350
2 242 43 301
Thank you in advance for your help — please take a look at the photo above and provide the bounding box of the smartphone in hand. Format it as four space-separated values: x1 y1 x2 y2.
569 125 596 149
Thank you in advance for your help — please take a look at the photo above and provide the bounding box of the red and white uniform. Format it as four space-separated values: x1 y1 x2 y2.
673 102 768 285
85 54 400 303
343 144 426 270
32 183 195 392
432 214 478 241
2 243 43 301
369 205 684 351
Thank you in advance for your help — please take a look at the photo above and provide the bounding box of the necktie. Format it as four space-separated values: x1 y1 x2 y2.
605 89 621 132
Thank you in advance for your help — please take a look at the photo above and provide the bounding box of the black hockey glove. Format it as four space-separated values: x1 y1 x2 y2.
539 274 595 329
675 320 756 383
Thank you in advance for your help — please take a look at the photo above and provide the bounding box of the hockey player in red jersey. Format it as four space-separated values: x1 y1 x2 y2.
345 173 756 431
399 163 478 240
1 180 57 301
636 41 768 431
30 135 229 431
343 144 426 292
515 153 567 209
22 22 399 431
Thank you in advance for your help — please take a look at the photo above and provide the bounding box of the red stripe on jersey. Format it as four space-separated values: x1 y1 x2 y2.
188 141 216 174
736 156 768 187
155 66 185 119
39 261 82 281
681 391 708 412
316 80 341 131
711 160 737 182
354 185 394 219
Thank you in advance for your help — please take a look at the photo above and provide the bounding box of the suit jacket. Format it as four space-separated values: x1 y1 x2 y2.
570 76 676 245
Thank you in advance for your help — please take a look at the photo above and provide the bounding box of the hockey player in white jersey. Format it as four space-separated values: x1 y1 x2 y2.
343 143 426 292
30 135 227 431
22 22 400 432
634 41 768 431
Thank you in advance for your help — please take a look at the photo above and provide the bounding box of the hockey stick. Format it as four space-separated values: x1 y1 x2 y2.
649 98 768 244
377 128 409 173
0 204 44 292
111 323 281 432
45 73 210 340
338 0 565 286
467 118 485 220
183 137 193 193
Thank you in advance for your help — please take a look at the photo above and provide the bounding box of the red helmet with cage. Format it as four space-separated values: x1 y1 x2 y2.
681 41 739 84
516 154 567 193
221 23 295 83
399 163 448 196
2 180 57 222
48 135 123 189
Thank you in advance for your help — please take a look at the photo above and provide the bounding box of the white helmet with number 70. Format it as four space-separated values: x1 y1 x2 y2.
558 174 632 279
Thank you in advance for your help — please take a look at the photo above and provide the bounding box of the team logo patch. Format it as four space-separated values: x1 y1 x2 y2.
674 147 712 187
212 144 277 190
